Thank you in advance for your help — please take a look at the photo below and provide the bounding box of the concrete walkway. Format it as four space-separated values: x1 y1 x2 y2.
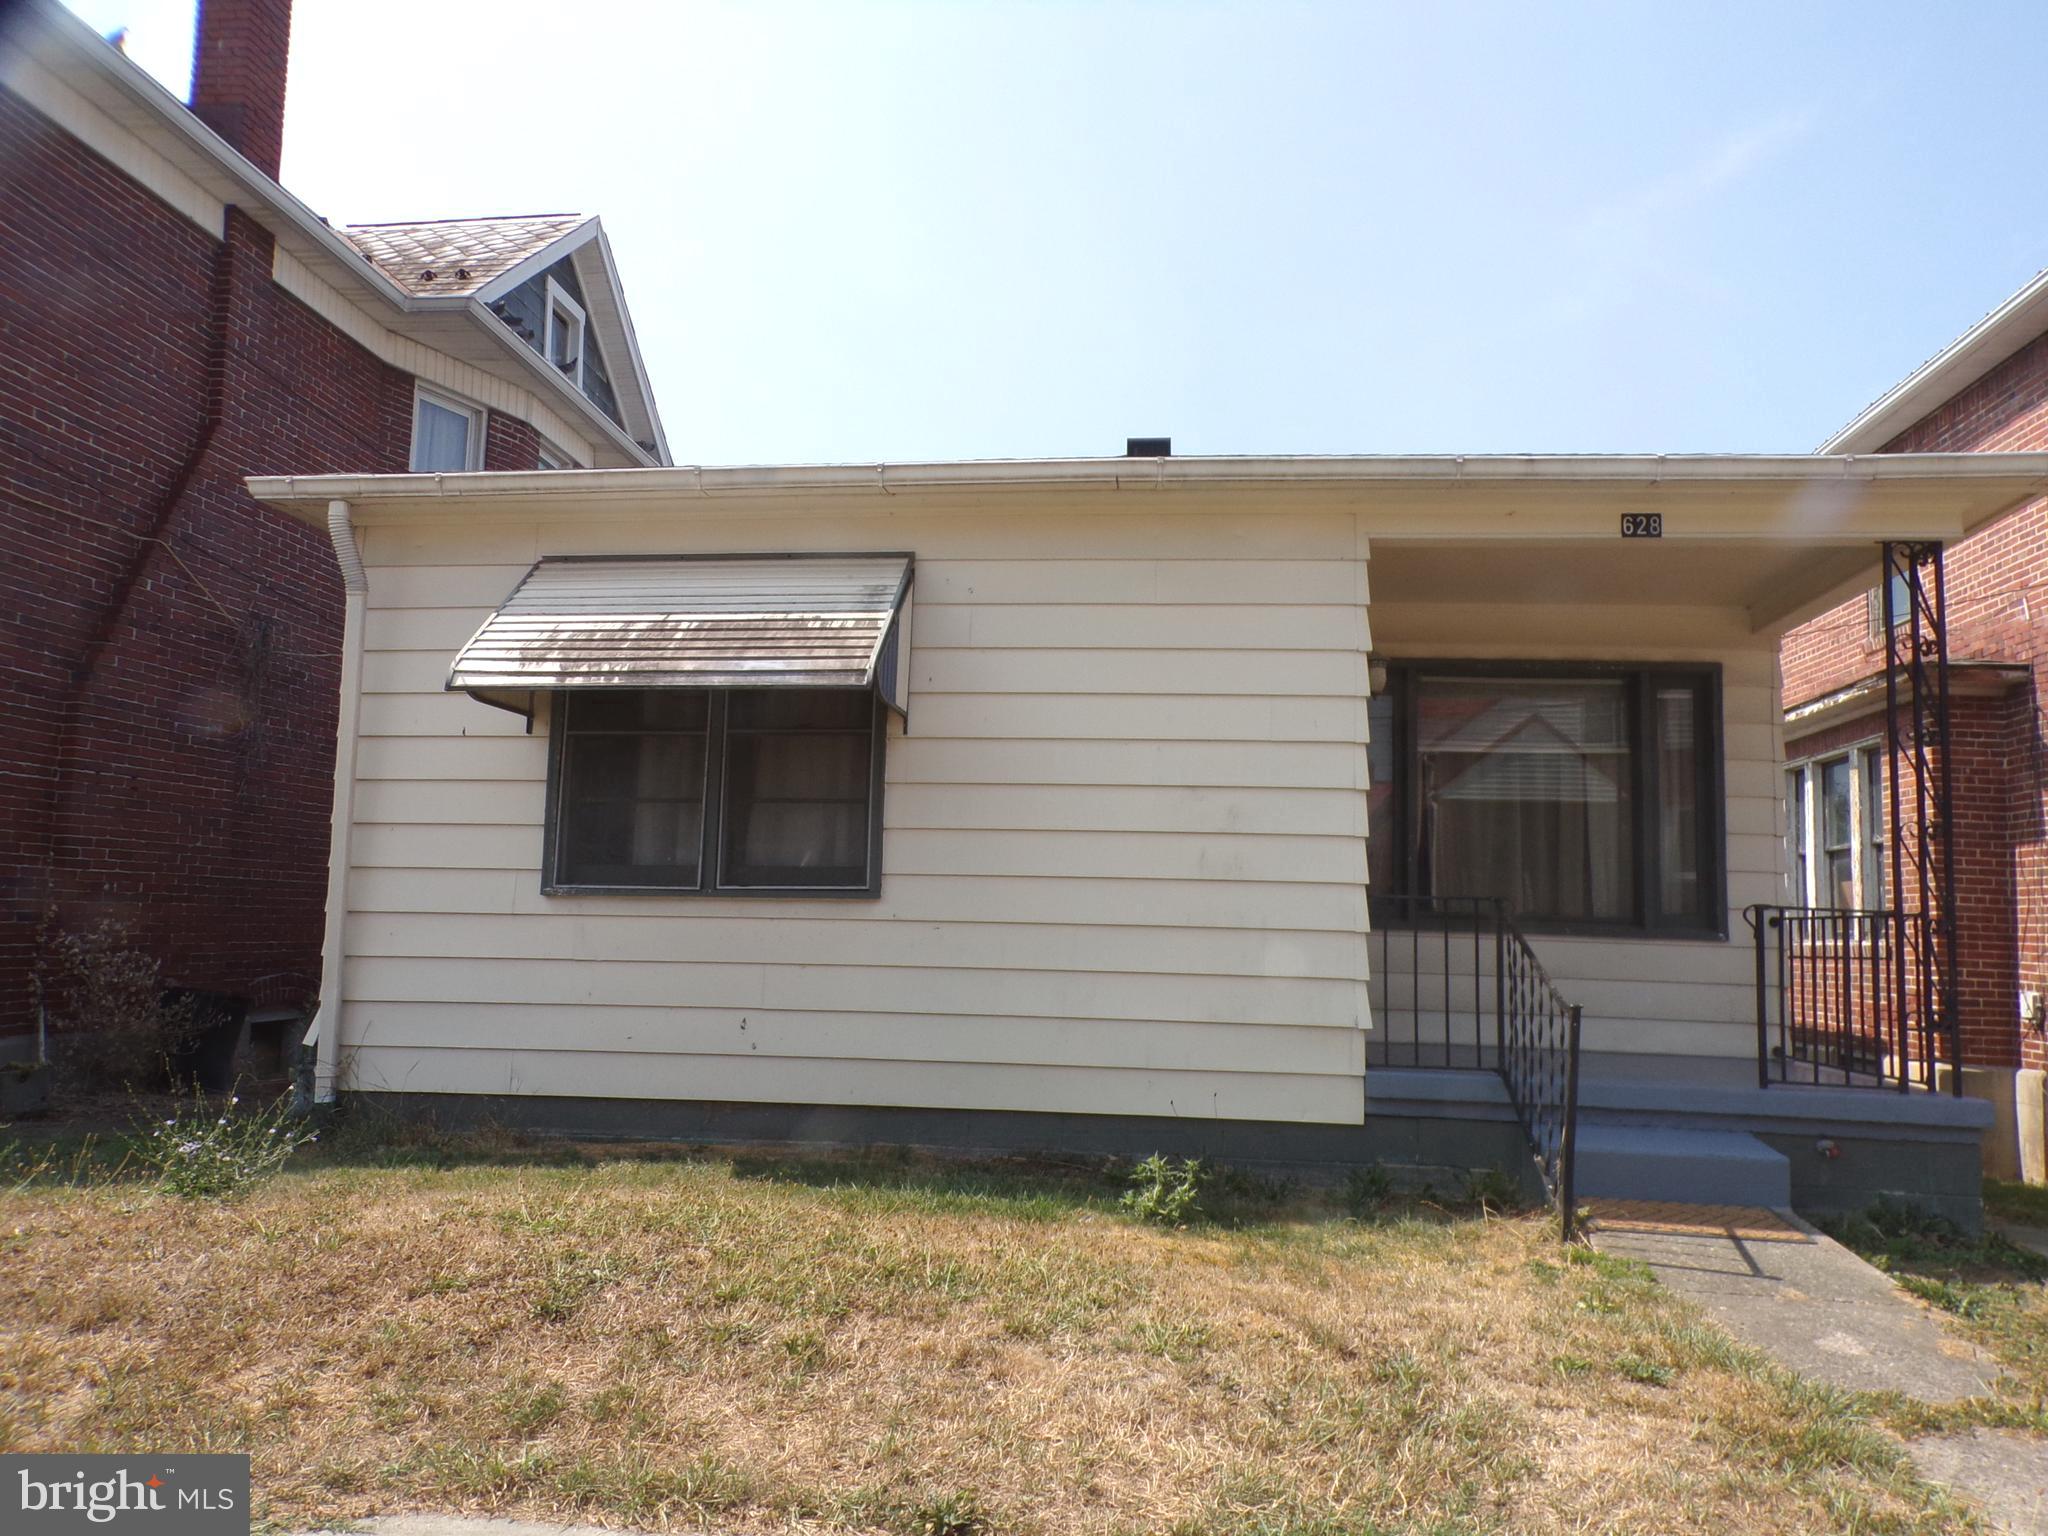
1588 1206 2000 1400
1589 1203 2048 1532
1909 1432 2048 1536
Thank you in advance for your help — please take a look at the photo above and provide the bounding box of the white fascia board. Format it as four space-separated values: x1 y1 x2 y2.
247 449 2048 519
1821 267 2048 453
583 223 671 463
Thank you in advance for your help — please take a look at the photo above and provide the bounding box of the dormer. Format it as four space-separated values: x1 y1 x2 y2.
341 214 667 463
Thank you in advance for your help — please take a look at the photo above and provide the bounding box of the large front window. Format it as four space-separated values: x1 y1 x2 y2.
1368 662 1722 933
546 688 884 895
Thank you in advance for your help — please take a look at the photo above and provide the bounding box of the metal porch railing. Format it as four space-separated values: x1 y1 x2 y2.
1369 894 1584 1238
1746 904 1958 1094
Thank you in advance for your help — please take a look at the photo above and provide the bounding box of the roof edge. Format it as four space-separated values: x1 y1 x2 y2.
251 449 2048 511
1821 267 2048 454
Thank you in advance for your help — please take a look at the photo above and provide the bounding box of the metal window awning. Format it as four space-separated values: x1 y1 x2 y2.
448 553 914 718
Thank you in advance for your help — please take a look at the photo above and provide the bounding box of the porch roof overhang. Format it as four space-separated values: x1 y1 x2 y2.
249 452 2048 635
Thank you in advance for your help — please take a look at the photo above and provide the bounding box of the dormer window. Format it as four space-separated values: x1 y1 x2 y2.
544 276 585 389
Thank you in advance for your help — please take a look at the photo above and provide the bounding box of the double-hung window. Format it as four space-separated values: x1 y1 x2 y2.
547 689 885 895
411 386 483 472
543 277 586 389
453 554 914 899
1367 661 1723 934
1784 741 1886 911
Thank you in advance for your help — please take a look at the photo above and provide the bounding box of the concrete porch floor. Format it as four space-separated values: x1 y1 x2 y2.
1365 1050 1993 1224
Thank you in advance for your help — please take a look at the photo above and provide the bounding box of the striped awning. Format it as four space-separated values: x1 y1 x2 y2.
448 553 913 716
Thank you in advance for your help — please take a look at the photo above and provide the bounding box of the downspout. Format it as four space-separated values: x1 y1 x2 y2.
308 498 367 1104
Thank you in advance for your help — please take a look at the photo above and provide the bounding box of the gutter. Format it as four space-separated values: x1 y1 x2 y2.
247 450 2048 510
306 499 367 1105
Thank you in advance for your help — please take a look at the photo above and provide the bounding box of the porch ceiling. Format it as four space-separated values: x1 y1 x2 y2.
1367 539 1884 634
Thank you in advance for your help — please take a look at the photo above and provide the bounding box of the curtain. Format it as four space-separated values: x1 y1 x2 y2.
1416 677 1632 921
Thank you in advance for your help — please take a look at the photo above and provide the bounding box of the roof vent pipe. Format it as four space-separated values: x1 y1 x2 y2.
1126 437 1171 457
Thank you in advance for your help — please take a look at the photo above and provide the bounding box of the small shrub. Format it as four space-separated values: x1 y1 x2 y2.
1343 1164 1397 1213
1120 1154 1206 1226
126 1090 316 1198
34 920 200 1091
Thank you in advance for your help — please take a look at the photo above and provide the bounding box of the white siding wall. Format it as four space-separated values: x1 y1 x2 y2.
1370 599 1789 1058
338 508 1375 1123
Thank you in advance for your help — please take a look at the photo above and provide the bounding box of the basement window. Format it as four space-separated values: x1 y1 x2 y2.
545 689 885 896
1366 661 1724 935
544 277 586 389
410 386 483 472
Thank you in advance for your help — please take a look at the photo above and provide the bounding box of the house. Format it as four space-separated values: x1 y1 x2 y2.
0 0 666 1049
1782 270 2048 1184
248 450 2048 1222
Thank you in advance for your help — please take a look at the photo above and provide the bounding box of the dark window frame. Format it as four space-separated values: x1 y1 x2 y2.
1369 659 1726 939
542 687 888 899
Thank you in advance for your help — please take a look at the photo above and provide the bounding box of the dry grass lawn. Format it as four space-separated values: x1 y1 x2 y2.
0 1125 1982 1535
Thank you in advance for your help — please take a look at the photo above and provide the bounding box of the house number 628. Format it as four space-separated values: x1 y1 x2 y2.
1620 513 1663 538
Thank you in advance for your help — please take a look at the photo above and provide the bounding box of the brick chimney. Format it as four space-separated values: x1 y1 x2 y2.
189 0 293 180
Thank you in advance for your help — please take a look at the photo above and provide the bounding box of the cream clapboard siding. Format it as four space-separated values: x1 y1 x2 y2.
1369 600 1789 1058
338 508 1374 1122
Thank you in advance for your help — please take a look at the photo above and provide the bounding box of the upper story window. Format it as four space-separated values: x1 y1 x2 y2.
1785 742 1886 910
1865 570 1913 644
544 277 586 389
537 440 577 471
411 386 484 472
1367 661 1724 935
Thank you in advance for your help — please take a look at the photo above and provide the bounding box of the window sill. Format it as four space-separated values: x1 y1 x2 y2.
541 882 882 901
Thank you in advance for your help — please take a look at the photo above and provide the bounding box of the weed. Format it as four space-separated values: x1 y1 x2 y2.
124 1090 315 1199
1614 1354 1673 1387
1343 1166 1396 1213
1120 1154 1206 1226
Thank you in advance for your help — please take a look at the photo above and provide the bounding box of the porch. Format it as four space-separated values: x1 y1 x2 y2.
1364 895 1993 1227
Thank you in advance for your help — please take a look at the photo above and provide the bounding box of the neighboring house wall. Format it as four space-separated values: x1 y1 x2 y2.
337 505 1376 1124
1782 333 2048 1088
0 76 562 1036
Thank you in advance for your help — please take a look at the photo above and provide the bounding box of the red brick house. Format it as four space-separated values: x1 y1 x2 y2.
0 0 667 1052
1782 271 2048 1181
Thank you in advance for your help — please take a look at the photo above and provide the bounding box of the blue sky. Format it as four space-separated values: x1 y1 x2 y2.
62 0 2048 464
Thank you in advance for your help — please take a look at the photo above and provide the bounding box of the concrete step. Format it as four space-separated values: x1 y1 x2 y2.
1574 1124 1791 1207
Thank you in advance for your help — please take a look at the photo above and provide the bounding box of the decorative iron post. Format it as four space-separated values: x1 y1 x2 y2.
1880 542 1962 1094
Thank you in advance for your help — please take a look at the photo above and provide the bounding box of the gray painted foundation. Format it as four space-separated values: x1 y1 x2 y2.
343 1051 1988 1226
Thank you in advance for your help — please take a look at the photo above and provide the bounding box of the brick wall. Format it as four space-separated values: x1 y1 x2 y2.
1783 327 2048 1075
0 86 539 1037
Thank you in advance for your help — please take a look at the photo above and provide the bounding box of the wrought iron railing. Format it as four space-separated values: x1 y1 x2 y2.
1370 894 1584 1238
1366 894 1508 1070
1746 904 1957 1094
1498 923 1585 1239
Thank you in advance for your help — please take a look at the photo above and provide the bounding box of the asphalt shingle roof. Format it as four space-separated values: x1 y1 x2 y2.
339 214 589 296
